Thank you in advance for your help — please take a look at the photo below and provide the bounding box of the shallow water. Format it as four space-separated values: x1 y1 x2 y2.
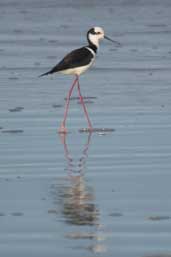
0 0 171 256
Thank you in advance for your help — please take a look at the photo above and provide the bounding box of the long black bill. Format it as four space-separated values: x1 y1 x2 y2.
104 35 121 47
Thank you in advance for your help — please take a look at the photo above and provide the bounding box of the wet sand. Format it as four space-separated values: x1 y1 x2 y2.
0 0 171 256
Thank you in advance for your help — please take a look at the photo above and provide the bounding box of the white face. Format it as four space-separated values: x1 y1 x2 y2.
94 27 105 39
88 27 105 47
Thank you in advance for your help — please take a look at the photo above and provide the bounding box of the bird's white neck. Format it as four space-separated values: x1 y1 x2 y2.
88 34 100 48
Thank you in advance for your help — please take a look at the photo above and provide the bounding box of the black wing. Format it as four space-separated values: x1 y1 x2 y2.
39 47 94 77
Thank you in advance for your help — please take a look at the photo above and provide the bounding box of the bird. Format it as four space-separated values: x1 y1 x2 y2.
40 26 120 133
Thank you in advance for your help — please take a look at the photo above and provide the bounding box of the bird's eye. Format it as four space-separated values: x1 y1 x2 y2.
96 32 101 35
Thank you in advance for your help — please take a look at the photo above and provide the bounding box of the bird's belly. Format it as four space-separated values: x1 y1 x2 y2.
59 59 95 76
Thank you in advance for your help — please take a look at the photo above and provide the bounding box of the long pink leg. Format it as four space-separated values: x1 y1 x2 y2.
77 76 93 130
59 76 78 133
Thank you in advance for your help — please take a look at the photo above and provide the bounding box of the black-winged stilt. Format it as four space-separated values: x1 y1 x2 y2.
40 27 120 133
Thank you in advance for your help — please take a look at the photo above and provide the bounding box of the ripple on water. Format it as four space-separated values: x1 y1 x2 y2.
65 96 97 101
52 104 63 108
65 232 96 240
77 100 94 104
8 76 19 80
144 254 171 257
8 107 24 112
147 216 171 221
1 129 24 134
0 213 6 217
79 128 115 133
10 212 24 216
109 212 123 217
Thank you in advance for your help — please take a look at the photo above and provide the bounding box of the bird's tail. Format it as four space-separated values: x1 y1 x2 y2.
39 71 51 77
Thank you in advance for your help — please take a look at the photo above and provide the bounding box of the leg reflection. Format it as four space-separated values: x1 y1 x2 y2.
58 132 99 226
51 133 107 253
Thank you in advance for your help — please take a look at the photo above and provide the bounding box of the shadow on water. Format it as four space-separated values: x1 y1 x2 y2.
51 133 107 253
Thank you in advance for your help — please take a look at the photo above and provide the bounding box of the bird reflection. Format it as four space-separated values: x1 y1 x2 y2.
51 132 107 254
58 132 99 226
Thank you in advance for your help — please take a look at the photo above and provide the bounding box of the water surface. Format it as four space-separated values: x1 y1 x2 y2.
0 0 171 256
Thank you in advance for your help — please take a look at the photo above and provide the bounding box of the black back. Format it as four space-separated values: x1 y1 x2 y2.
46 47 94 75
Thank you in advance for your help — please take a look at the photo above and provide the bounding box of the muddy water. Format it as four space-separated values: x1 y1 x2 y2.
0 0 171 256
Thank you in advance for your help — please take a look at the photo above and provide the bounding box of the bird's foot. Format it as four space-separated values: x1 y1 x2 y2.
58 123 68 134
88 126 93 132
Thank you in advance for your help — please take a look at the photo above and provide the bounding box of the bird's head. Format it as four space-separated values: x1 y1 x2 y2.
87 26 120 48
